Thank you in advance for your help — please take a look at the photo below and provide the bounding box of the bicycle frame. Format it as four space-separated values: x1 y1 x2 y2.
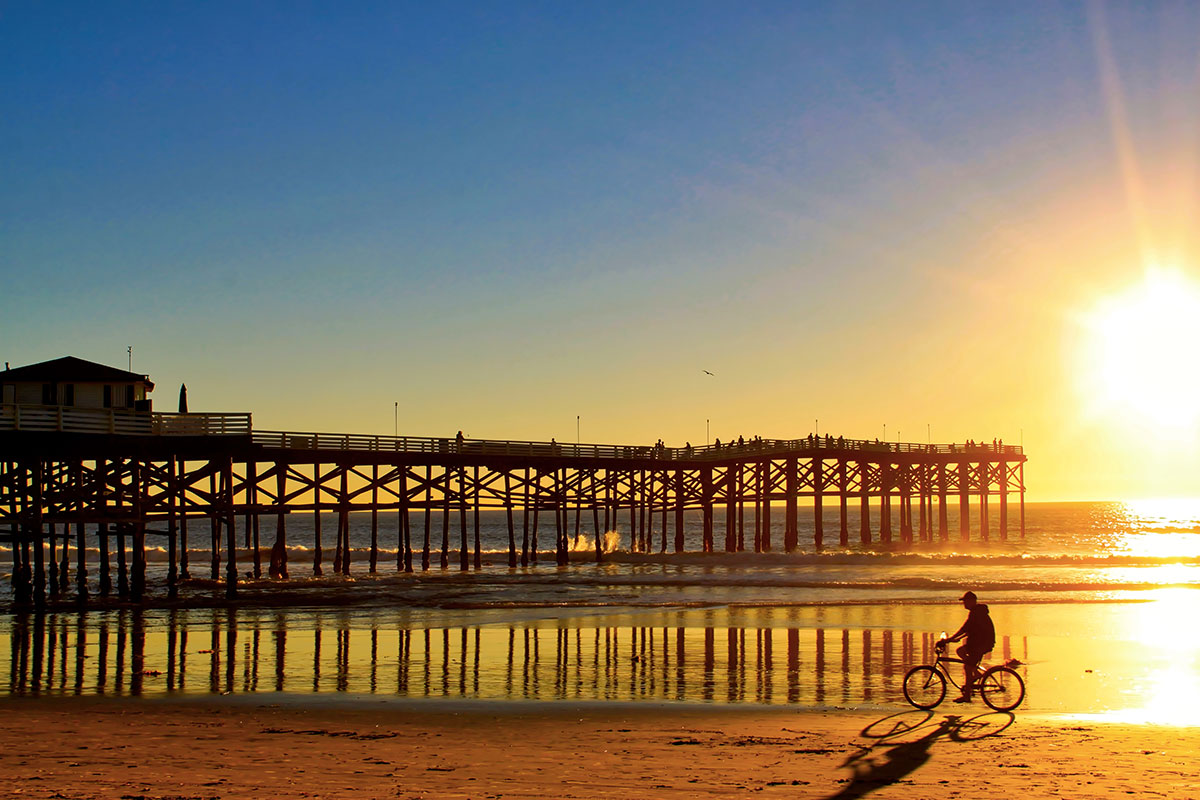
932 648 988 691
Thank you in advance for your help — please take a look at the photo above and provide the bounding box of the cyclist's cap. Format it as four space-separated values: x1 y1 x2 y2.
959 591 977 602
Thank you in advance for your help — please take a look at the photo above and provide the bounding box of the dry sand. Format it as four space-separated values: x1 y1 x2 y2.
1 697 1197 799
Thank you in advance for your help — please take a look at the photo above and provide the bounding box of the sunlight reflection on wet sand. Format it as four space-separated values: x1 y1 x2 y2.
1055 588 1200 725
2 598 1198 724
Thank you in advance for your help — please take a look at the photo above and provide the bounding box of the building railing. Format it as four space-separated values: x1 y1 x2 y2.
251 430 1024 460
0 404 252 436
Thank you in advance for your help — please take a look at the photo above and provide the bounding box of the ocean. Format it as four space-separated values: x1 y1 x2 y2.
3 500 1199 719
9 499 1198 606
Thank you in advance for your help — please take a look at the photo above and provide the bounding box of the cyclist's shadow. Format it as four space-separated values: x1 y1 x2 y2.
820 710 1015 800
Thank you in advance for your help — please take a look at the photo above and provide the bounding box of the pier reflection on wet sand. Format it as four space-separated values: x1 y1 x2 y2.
2 608 1023 707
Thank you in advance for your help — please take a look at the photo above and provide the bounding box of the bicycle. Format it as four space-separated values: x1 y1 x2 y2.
902 635 1025 712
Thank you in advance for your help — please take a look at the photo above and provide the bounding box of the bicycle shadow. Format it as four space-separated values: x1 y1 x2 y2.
819 710 1015 800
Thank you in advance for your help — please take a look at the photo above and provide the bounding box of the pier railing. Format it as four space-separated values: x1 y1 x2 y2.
251 430 1023 460
0 402 1022 458
0 404 252 436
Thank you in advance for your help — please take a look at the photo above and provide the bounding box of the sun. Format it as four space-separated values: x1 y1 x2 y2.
1079 269 1200 432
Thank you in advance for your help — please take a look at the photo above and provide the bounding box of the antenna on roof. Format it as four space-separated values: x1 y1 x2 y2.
127 346 132 371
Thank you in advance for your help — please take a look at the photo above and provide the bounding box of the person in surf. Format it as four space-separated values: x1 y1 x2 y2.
945 590 995 702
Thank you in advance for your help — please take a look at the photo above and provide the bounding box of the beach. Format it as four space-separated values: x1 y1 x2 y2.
4 501 1200 798
3 696 1197 799
3 598 1200 799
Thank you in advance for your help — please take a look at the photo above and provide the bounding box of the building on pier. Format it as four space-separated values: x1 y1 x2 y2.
1 356 154 411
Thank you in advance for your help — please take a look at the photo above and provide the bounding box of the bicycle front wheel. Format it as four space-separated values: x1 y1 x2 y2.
902 665 946 709
978 666 1025 711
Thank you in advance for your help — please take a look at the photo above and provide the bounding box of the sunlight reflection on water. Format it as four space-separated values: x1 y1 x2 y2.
1110 499 1200 558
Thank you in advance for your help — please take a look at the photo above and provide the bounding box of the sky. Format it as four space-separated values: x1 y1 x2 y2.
5 1 1200 501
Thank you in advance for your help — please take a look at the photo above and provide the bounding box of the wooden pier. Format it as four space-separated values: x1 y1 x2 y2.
1 403 1026 607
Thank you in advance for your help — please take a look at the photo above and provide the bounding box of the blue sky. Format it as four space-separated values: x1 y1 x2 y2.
5 2 1200 498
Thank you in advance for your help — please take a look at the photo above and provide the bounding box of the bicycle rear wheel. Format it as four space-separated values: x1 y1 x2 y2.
902 665 946 709
978 665 1025 711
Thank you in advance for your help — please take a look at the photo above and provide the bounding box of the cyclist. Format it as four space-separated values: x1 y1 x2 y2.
945 590 995 703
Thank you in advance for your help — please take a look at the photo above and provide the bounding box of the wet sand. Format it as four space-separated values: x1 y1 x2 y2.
2 696 1197 799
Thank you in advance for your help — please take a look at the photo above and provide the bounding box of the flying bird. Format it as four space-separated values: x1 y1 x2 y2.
702 370 715 376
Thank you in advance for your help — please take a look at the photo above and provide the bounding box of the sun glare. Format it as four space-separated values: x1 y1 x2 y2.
1081 270 1200 433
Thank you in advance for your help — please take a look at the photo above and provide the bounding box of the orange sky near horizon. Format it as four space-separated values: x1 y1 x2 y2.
12 175 1199 504
171 182 1200 504
12 151 1200 504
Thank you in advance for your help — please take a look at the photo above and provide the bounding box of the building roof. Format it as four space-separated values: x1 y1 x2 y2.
1 356 155 390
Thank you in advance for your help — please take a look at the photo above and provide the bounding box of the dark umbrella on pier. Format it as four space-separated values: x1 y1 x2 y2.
178 383 188 413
